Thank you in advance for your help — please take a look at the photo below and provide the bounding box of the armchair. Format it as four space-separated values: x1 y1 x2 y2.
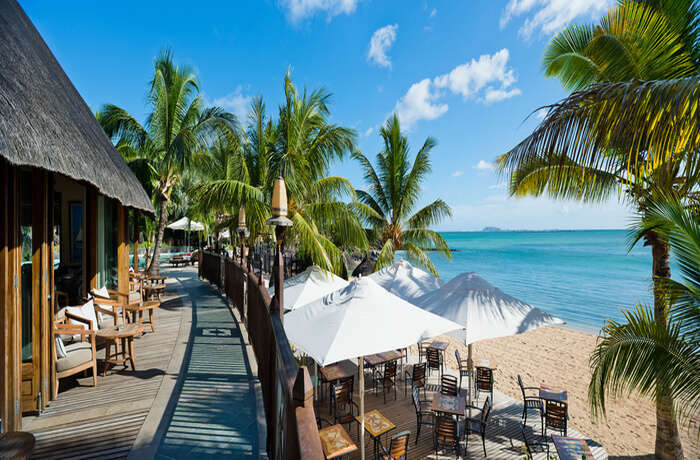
53 310 97 399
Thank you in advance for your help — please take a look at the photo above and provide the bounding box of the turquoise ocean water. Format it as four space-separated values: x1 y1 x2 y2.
424 230 655 335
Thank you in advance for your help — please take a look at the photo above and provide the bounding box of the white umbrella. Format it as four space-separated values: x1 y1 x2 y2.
167 217 205 231
285 277 462 460
272 265 349 311
414 272 564 402
368 259 445 303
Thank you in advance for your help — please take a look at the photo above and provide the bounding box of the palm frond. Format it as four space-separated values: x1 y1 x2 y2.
403 242 440 277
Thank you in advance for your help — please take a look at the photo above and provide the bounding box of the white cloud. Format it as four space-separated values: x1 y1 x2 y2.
395 49 520 128
279 0 362 23
368 24 398 68
362 126 376 138
430 8 437 17
475 160 496 171
489 182 508 190
452 170 464 177
212 86 252 121
395 78 448 129
500 0 613 38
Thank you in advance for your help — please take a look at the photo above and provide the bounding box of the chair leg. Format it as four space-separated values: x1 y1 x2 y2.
53 376 59 400
482 433 487 456
93 361 98 387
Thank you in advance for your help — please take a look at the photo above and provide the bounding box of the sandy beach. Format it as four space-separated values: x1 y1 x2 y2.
410 326 699 459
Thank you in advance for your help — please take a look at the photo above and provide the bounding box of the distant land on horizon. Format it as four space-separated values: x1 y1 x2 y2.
438 227 627 233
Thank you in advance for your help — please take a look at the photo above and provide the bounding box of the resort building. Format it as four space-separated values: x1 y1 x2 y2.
0 0 153 431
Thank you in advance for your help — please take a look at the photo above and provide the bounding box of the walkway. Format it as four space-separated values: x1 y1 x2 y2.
24 266 265 459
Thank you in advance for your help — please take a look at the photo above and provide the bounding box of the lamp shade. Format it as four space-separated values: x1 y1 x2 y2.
271 177 288 218
237 207 246 229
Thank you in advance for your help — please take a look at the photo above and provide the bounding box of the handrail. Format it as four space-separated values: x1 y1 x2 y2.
200 252 323 460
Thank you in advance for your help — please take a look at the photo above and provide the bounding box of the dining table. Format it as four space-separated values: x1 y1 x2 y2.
318 424 358 459
364 350 402 389
355 409 396 458
551 435 594 460
320 359 357 402
432 393 466 418
540 384 568 402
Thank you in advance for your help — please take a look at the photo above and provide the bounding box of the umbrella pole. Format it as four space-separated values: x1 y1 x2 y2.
314 361 318 402
467 343 473 411
359 356 365 460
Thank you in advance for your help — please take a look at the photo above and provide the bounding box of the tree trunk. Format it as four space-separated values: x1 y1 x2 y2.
648 232 684 460
148 194 170 276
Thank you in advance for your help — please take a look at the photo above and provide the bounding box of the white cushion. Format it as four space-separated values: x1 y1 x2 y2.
55 336 67 359
66 299 98 335
92 286 110 299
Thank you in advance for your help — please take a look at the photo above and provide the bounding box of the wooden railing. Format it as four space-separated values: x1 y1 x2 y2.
200 252 323 460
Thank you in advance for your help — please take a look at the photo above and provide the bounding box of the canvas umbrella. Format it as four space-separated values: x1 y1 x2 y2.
271 265 349 311
368 259 445 303
167 217 205 251
414 272 564 403
284 277 462 460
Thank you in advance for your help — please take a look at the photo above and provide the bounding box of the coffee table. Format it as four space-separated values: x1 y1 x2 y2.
96 324 143 375
0 432 35 459
318 424 357 459
125 300 160 333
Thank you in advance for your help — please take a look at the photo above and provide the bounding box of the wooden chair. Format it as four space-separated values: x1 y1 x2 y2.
455 349 471 392
517 374 543 426
417 342 427 363
475 366 494 404
378 430 410 460
543 400 567 438
440 374 458 397
411 386 434 445
465 396 491 457
425 347 442 379
331 381 359 438
378 361 397 403
53 309 97 400
434 415 460 458
404 362 426 398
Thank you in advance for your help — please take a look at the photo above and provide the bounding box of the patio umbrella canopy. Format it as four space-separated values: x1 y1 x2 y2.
272 265 349 311
368 259 445 304
167 217 205 231
413 272 564 344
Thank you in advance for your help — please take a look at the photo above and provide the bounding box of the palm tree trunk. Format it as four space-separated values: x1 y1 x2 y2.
148 194 170 276
649 232 684 460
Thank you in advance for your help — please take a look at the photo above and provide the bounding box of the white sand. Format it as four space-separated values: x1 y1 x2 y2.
409 326 699 458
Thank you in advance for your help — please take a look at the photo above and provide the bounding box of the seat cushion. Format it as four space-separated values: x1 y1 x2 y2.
56 342 93 372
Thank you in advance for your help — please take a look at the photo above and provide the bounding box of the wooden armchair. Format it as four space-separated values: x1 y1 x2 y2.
53 311 97 399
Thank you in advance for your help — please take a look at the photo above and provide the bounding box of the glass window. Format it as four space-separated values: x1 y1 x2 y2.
20 171 33 362
97 196 118 289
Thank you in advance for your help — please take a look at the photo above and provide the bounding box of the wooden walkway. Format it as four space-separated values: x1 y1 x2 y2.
314 361 608 460
22 267 265 459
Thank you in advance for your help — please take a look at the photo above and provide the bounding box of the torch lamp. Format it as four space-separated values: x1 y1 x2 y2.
237 206 249 266
267 177 292 317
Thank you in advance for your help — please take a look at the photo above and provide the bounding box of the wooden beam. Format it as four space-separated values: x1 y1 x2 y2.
0 160 8 430
133 210 139 271
86 190 98 293
117 203 129 296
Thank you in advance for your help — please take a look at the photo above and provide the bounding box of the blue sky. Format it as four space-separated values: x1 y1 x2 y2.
20 0 631 231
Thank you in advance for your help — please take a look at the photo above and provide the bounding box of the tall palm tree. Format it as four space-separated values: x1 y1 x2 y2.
270 72 368 275
589 196 700 445
99 49 237 275
353 115 452 277
499 1 700 454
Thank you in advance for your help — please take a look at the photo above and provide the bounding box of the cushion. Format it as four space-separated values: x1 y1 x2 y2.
55 336 67 359
129 291 141 304
66 299 98 334
56 342 93 373
92 286 110 299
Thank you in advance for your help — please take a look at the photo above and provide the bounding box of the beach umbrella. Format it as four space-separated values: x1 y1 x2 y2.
368 259 445 303
414 272 564 402
271 265 349 311
285 277 462 460
167 216 205 231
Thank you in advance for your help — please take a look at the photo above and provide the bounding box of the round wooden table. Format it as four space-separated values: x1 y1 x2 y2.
96 324 143 376
0 432 35 459
125 300 160 333
144 283 166 302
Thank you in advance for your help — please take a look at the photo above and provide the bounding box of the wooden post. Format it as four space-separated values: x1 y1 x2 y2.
133 210 139 271
86 190 98 293
117 203 129 296
273 227 285 321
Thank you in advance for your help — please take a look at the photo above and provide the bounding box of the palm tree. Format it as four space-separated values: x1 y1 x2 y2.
353 115 452 277
589 196 700 449
499 0 700 454
99 49 237 275
270 72 368 275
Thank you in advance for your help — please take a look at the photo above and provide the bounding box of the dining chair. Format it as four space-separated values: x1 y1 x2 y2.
331 380 360 438
440 374 458 397
411 386 434 445
475 366 494 404
543 399 568 438
426 347 442 379
464 396 491 457
404 362 427 399
378 430 410 460
379 360 398 403
517 374 543 426
455 349 471 392
434 415 460 458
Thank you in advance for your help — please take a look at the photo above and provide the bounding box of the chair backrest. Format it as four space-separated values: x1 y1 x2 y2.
435 415 458 443
426 348 440 369
332 381 353 411
517 374 528 400
454 349 463 370
388 430 410 459
440 374 458 396
384 360 397 380
545 400 567 431
476 366 493 391
412 362 426 388
411 386 421 415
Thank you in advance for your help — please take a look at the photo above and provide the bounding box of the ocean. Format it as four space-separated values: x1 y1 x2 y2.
425 230 656 335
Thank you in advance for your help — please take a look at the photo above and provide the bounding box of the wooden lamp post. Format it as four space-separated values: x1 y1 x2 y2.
237 206 249 266
267 177 292 320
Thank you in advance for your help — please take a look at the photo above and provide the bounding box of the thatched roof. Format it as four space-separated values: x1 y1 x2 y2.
0 0 154 214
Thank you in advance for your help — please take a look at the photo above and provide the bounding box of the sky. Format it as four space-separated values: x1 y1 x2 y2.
20 0 633 231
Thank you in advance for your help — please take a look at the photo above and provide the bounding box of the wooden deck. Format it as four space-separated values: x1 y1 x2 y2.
314 361 608 460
